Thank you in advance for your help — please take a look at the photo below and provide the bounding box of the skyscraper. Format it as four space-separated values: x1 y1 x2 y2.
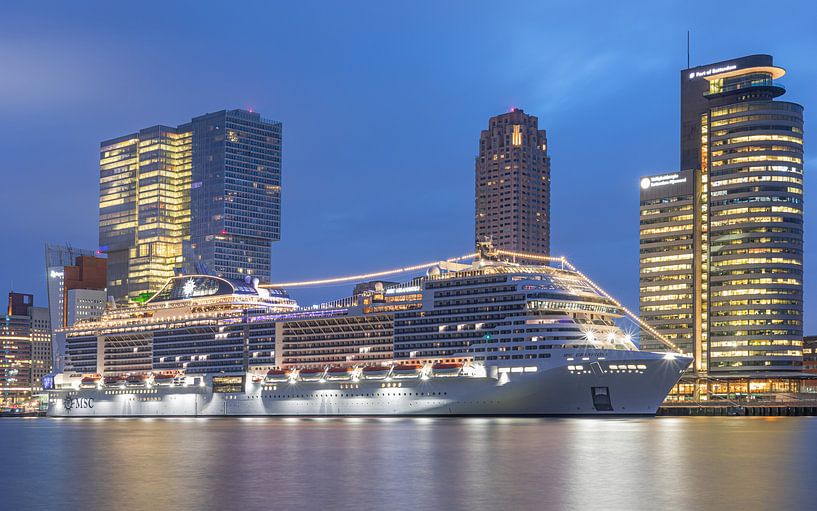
640 54 804 395
638 171 695 356
475 108 550 255
99 109 281 302
184 110 282 282
100 126 192 302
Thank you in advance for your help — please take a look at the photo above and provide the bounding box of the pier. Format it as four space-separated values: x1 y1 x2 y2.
659 396 817 416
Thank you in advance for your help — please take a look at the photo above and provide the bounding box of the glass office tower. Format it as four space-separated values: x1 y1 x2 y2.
638 171 696 357
184 109 282 282
641 55 804 394
697 57 804 375
100 126 192 302
100 109 281 302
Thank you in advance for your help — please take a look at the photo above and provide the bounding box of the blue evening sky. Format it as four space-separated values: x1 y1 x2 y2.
1 1 815 330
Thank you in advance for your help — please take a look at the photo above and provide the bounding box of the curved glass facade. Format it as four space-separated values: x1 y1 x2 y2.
642 55 804 380
706 99 804 373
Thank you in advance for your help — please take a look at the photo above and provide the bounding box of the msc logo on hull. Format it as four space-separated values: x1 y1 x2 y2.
63 396 94 411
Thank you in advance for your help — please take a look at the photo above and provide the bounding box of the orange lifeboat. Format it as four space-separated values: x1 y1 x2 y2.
361 366 390 380
79 376 101 389
153 373 175 386
126 374 148 387
265 369 290 383
431 363 462 377
325 367 353 381
391 364 420 379
104 375 126 388
298 368 325 382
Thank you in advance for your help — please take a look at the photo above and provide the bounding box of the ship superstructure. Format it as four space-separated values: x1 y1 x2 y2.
49 250 691 416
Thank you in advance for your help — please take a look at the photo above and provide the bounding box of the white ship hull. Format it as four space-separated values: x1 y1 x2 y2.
48 351 690 417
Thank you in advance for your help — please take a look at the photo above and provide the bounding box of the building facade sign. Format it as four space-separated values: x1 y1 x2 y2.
640 173 688 190
688 64 737 79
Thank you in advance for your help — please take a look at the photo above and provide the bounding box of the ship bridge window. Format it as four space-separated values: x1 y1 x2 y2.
608 364 647 373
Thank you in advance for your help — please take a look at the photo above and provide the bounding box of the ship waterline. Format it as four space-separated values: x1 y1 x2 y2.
47 248 691 417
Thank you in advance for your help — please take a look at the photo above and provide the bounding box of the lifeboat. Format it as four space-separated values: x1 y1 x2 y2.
104 375 126 388
265 369 291 383
325 367 353 381
298 368 325 382
79 376 100 389
431 363 462 377
126 374 148 387
153 373 175 386
361 366 391 380
391 364 420 379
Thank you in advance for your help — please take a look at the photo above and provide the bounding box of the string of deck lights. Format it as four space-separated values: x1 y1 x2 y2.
553 259 682 353
492 249 567 265
494 248 680 352
260 247 680 353
260 253 477 288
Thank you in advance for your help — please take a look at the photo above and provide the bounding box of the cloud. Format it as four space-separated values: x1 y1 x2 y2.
0 39 110 112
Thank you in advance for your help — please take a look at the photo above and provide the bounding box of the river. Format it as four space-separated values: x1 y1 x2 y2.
3 416 816 510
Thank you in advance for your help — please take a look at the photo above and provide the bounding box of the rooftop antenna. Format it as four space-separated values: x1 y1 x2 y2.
687 30 691 68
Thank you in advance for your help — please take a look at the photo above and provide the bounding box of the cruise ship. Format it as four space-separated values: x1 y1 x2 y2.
47 247 691 417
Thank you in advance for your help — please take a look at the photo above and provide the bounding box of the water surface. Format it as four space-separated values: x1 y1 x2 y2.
3 417 816 510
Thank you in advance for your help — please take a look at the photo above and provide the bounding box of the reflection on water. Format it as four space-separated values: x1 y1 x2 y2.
3 417 817 510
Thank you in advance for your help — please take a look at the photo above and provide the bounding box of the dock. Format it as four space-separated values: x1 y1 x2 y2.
659 396 817 416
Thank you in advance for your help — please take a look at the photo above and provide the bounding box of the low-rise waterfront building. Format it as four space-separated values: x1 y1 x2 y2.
803 336 817 393
1 292 50 405
45 244 107 374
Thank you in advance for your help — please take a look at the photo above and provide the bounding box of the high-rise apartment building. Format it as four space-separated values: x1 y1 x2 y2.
1 292 50 404
100 109 281 302
475 108 550 255
640 55 804 392
45 244 107 373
